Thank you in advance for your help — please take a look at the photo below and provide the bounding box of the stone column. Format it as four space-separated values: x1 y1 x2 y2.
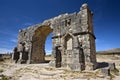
49 46 56 67
27 41 32 64
80 3 97 70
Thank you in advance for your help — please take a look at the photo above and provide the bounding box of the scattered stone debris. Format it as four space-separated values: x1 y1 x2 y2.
101 68 110 76
109 63 116 70
101 62 118 76
0 56 119 80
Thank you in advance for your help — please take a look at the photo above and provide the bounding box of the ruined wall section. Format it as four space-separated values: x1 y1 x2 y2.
87 7 97 65
16 3 97 70
17 10 82 53
48 13 82 67
17 24 43 63
48 8 96 71
80 4 97 70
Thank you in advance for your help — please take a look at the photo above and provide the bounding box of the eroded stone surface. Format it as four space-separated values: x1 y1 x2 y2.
13 3 97 71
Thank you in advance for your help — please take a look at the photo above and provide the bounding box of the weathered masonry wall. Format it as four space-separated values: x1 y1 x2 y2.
13 3 97 71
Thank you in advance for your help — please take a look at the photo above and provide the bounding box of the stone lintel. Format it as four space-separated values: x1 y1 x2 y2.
52 31 96 39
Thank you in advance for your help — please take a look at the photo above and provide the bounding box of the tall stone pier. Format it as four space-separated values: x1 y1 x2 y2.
13 3 97 71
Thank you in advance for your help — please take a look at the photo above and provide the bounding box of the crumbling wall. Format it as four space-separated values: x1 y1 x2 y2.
14 3 97 71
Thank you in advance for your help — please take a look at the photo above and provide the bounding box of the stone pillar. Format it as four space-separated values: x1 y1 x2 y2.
50 36 62 67
18 52 22 63
49 46 56 67
27 41 32 64
80 3 97 70
11 51 14 61
12 47 20 63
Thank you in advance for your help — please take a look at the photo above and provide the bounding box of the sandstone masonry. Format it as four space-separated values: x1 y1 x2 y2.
13 4 97 71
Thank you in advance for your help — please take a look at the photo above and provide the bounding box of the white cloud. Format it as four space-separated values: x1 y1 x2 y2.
24 23 33 26
0 48 12 54
10 39 18 43
45 50 52 55
95 39 105 43
95 39 99 43
20 22 34 28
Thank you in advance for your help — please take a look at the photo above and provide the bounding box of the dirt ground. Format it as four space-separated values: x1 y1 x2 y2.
0 55 120 80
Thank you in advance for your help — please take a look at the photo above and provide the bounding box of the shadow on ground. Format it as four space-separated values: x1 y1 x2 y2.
97 62 109 69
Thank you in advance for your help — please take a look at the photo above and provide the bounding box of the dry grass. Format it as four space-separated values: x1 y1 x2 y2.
0 52 119 80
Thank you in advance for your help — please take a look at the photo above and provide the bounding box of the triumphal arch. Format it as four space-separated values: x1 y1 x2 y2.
13 4 97 71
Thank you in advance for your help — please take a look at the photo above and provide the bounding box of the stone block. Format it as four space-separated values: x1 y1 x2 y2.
108 63 116 70
101 68 110 76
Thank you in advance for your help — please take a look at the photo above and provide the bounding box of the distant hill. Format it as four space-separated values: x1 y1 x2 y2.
97 48 120 55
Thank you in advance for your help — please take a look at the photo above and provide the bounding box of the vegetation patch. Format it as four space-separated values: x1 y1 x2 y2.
0 69 4 73
97 52 120 55
111 68 119 76
45 67 56 71
0 75 8 80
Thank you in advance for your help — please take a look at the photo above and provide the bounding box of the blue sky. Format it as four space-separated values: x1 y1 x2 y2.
0 0 120 53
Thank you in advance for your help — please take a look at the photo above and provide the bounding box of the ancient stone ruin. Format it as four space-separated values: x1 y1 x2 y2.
13 4 97 71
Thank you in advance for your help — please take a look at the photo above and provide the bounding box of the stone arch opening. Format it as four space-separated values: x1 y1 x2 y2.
45 32 53 61
31 26 53 63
